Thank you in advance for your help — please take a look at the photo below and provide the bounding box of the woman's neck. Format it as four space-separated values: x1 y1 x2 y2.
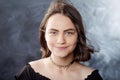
50 53 74 69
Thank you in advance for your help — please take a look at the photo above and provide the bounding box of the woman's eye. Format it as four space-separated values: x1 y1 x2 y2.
66 32 73 35
50 32 56 35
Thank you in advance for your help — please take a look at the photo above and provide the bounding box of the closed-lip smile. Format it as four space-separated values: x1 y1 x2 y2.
56 46 68 50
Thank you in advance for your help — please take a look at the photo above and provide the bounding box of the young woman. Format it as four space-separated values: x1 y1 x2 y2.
15 0 103 80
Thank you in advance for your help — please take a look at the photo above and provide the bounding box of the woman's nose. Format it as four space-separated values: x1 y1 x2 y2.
57 34 66 44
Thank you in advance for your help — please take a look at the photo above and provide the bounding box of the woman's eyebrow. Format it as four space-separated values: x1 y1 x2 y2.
48 28 58 31
48 28 76 32
64 29 76 32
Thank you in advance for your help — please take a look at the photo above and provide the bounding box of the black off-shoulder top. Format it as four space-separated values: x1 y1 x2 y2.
15 64 103 80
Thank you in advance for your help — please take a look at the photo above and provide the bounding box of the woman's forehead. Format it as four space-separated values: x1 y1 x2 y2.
46 13 75 30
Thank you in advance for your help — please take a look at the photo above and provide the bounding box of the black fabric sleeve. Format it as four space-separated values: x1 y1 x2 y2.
15 64 50 80
15 65 33 80
85 70 103 80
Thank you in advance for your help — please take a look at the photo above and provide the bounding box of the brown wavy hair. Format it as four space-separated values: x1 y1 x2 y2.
39 0 95 62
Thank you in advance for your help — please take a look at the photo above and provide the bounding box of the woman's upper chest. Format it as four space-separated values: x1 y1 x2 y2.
42 67 85 80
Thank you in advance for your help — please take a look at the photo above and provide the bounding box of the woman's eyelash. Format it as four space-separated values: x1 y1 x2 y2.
67 32 73 34
50 32 57 34
66 32 74 34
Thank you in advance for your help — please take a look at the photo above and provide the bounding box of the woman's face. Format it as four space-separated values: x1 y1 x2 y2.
45 13 78 58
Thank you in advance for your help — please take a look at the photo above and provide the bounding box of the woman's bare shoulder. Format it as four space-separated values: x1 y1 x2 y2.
81 64 94 75
29 58 48 72
75 63 94 78
29 58 43 65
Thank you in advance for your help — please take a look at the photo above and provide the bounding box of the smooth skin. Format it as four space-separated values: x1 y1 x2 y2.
29 14 94 80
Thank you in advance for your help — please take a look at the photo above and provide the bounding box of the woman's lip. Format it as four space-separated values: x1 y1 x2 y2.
56 46 68 48
56 46 68 49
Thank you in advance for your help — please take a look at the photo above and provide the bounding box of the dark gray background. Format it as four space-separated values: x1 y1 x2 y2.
0 0 120 80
